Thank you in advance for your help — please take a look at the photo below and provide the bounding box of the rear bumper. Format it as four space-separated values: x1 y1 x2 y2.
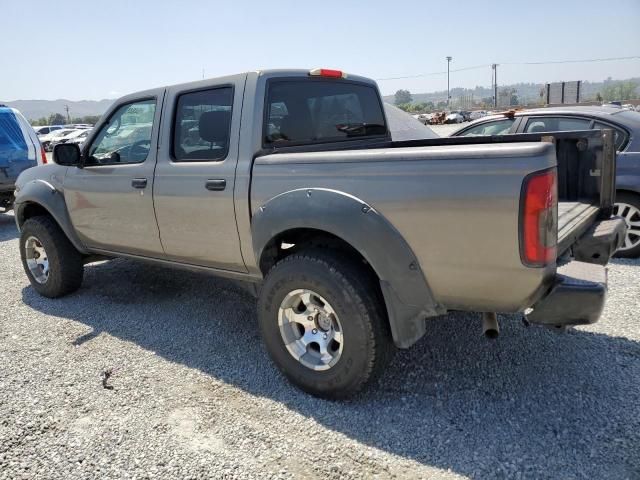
526 261 607 326
526 217 626 327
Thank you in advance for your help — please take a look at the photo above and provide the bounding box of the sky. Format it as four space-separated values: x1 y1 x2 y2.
2 0 639 101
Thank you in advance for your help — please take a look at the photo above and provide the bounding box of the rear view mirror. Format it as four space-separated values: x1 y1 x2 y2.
53 143 81 166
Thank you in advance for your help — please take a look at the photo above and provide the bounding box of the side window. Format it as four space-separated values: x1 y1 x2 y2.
87 99 156 165
593 121 628 151
524 116 590 133
458 119 514 136
172 87 233 162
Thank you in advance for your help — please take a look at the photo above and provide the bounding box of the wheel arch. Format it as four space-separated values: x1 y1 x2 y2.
14 180 88 254
616 187 640 199
252 188 445 348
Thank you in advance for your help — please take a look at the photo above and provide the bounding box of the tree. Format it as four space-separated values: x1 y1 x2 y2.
30 117 48 126
394 89 413 105
48 113 66 125
601 81 638 102
481 97 493 108
71 115 101 125
414 102 434 112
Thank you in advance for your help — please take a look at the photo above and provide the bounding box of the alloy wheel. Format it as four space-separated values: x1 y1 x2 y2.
24 236 50 284
614 202 640 251
278 289 344 371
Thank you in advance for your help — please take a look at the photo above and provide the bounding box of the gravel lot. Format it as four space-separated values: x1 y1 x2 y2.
1 211 639 479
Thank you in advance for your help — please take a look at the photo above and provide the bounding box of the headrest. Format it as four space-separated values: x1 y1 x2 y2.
528 125 547 133
199 111 230 143
279 114 313 142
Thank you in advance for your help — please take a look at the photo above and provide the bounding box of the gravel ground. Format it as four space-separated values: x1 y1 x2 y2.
1 211 639 479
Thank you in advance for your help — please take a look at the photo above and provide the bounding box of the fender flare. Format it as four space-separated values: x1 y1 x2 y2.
251 188 445 348
14 179 88 254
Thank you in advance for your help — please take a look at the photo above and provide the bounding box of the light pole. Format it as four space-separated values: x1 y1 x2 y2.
492 64 498 108
446 56 452 109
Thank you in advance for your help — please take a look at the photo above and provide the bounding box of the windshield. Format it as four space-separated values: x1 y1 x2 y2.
65 130 84 138
51 129 74 137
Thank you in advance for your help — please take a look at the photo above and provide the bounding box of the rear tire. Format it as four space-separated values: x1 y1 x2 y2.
258 250 393 399
614 192 640 258
19 215 84 298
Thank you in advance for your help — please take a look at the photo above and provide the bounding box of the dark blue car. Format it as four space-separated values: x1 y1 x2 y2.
453 106 640 257
0 106 43 212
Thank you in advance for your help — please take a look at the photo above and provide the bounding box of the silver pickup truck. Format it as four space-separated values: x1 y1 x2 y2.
13 69 626 398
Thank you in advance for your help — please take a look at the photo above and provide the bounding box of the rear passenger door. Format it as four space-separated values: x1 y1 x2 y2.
153 75 246 271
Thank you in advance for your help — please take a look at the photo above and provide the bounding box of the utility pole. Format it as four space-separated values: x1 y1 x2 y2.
492 64 498 108
64 104 71 124
446 56 452 109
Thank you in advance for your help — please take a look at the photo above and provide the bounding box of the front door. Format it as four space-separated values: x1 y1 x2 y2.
153 76 246 271
64 94 164 256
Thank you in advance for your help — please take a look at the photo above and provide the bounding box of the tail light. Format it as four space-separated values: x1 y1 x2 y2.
520 168 557 266
309 68 346 78
40 145 47 164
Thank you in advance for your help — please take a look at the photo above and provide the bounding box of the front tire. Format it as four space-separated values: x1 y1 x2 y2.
258 250 393 399
614 192 640 258
19 216 84 298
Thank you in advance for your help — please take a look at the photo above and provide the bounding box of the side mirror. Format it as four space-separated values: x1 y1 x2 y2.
53 143 81 166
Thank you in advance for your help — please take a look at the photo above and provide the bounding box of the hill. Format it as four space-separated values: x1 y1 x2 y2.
0 99 113 122
382 77 640 107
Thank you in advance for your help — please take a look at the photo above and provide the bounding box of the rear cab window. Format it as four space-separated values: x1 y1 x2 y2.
264 79 388 147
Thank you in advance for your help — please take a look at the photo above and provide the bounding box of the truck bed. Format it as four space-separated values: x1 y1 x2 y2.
383 130 616 259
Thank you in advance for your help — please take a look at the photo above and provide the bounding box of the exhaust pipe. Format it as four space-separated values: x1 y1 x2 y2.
482 312 499 339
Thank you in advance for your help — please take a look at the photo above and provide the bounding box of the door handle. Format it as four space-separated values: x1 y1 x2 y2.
131 178 148 189
205 179 226 191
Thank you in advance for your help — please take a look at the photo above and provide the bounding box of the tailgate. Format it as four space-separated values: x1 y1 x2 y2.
547 129 617 255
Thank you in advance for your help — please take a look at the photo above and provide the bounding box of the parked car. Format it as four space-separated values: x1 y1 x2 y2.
452 106 640 257
65 129 92 146
33 125 64 136
14 69 623 399
470 110 488 121
49 129 91 150
445 112 464 124
0 106 44 211
458 110 472 122
39 128 77 152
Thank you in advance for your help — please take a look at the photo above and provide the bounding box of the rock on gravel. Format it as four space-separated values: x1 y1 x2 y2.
1 211 639 479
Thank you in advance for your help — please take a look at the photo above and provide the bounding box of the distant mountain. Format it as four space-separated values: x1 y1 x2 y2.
0 99 114 121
